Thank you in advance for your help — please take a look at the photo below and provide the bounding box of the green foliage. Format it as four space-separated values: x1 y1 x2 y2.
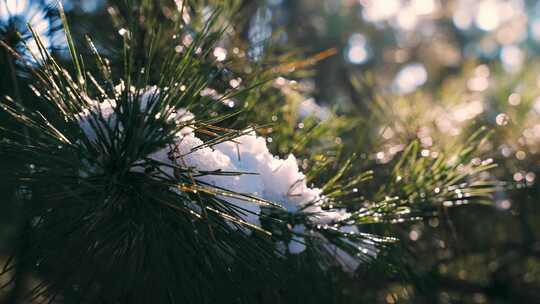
0 1 501 303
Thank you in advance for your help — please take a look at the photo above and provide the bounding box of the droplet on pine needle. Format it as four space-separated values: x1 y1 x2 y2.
496 199 512 210
118 28 129 37
515 150 526 160
229 78 242 88
443 201 453 207
213 47 227 62
495 113 509 126
508 93 521 106
526 172 536 183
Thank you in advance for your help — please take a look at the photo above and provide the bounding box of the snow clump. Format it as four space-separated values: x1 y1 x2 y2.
77 87 361 266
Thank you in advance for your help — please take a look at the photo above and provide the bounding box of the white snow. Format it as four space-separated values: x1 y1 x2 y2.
77 87 365 271
288 224 307 254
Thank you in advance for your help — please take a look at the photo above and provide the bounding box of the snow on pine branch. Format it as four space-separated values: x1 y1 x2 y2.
77 86 365 270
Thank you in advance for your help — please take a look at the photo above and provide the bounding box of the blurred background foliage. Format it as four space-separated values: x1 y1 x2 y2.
1 0 540 303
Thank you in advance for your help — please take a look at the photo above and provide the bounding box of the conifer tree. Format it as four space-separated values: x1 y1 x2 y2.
2 1 533 303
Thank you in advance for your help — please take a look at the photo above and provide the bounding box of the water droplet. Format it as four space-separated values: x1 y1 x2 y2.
508 93 521 106
495 113 509 126
213 47 228 61
118 28 129 37
409 230 420 241
481 158 493 165
443 201 453 207
496 199 511 210
515 150 526 160
229 78 242 88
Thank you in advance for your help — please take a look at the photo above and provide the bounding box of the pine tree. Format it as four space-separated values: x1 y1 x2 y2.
0 1 509 303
